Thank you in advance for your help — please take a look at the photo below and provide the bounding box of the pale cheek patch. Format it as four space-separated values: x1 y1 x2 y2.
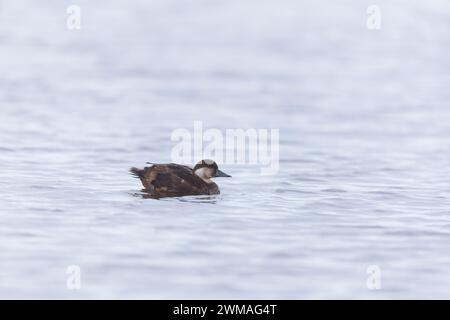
195 167 208 179
195 167 214 183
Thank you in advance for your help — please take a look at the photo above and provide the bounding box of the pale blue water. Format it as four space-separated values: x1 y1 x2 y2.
1 0 450 299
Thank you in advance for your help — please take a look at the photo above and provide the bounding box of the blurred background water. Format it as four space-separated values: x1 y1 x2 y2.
1 0 450 299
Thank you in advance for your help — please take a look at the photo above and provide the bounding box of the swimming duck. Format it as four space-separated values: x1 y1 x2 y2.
130 159 231 198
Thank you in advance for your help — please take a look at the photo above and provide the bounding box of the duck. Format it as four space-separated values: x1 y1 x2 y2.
130 159 231 198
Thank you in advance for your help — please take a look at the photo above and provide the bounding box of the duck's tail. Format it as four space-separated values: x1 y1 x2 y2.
129 167 145 180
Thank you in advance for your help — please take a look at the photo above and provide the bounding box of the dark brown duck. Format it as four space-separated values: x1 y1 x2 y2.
130 159 231 198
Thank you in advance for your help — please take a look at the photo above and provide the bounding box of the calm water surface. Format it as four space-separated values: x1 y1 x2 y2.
1 0 450 298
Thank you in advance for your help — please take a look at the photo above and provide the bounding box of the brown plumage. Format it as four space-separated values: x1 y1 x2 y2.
130 160 231 198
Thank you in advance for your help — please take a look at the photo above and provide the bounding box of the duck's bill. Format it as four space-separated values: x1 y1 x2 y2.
215 169 231 177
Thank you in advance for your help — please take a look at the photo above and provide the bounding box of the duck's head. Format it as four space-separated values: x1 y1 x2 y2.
193 159 231 183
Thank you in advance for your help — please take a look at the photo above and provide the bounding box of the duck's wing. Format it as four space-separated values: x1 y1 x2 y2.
136 163 207 196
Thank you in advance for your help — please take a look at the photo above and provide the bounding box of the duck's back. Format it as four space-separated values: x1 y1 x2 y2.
130 163 216 198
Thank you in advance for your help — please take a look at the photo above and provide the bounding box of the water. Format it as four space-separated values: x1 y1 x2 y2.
1 0 450 299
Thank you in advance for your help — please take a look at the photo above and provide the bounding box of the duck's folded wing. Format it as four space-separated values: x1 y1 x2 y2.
147 165 206 195
150 173 191 194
